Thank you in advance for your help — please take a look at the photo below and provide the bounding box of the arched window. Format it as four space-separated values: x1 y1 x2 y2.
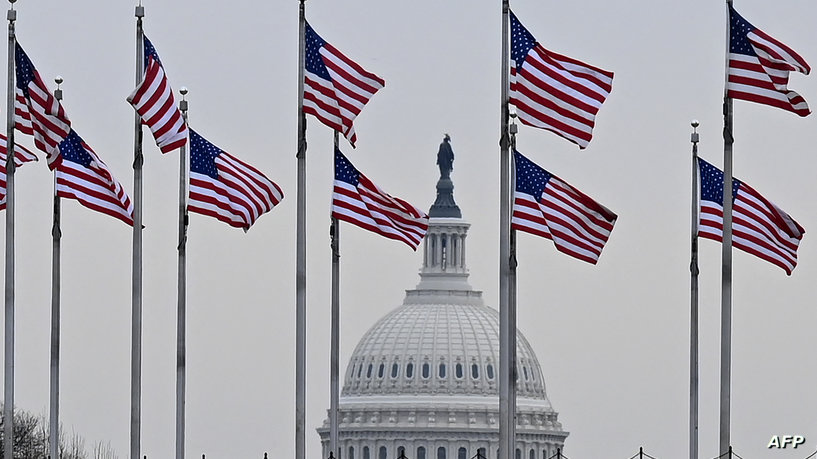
471 363 479 379
486 364 495 380
357 363 363 379
378 363 385 379
380 446 388 459
422 362 430 379
417 446 427 459
529 449 535 459
477 448 487 459
455 363 464 379
363 446 370 459
406 362 414 379
349 446 355 459
515 449 522 459
438 363 447 379
437 447 447 459
367 364 373 379
398 446 406 458
523 366 529 381
458 447 467 459
391 363 399 378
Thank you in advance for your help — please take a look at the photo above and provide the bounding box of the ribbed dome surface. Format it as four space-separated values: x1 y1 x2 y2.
342 299 548 400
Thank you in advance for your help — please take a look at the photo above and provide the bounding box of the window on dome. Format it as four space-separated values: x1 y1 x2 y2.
458 447 467 459
417 447 426 459
478 448 486 459
422 362 430 379
379 446 388 459
349 446 355 459
471 363 479 379
406 362 414 379
455 363 463 379
378 363 385 379
438 363 446 379
529 449 535 459
523 366 529 381
391 363 399 378
357 363 363 379
516 449 522 459
437 447 447 459
486 364 495 380
398 446 406 458
363 447 370 459
367 364 373 379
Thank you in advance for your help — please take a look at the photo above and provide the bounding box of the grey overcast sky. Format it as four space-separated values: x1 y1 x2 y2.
1 0 816 458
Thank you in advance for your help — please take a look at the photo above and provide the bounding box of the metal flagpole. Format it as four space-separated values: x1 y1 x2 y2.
329 131 340 459
176 86 189 459
3 3 16 458
296 1 308 459
132 3 145 459
720 1 734 454
49 75 65 459
499 0 514 458
508 112 518 459
689 120 700 459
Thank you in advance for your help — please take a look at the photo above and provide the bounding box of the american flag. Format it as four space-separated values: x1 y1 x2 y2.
332 149 428 250
727 5 810 116
127 35 188 153
188 129 283 230
509 11 613 149
0 134 38 211
14 43 71 165
512 150 617 264
303 21 385 147
698 158 804 275
56 130 134 225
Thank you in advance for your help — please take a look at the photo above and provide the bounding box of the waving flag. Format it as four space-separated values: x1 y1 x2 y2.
509 11 613 149
303 21 385 147
727 5 810 116
512 150 617 264
332 149 428 249
698 158 804 275
14 43 71 165
0 134 38 211
188 129 283 230
127 36 188 153
56 130 134 225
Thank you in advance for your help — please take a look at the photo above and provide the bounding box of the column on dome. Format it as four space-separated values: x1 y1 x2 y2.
460 233 466 268
436 232 443 270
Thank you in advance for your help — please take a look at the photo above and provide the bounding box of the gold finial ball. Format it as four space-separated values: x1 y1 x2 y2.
8 0 16 4
54 75 63 86
691 119 700 128
179 86 188 96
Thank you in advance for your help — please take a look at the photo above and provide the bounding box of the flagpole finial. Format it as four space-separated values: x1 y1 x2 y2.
179 86 188 99
691 120 699 144
54 76 63 101
509 109 518 135
135 3 144 18
179 87 188 113
54 75 63 86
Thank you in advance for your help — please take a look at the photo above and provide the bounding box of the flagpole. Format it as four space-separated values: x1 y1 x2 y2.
176 86 189 459
3 3 16 458
132 4 145 459
720 1 734 455
49 75 64 459
296 1 308 459
689 120 700 459
508 112 518 459
499 1 514 459
329 131 340 459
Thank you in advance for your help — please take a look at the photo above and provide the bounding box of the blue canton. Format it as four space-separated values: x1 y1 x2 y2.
189 129 221 179
14 44 37 99
509 11 537 70
334 148 360 187
729 6 757 57
514 150 551 199
698 158 740 205
58 130 94 167
304 22 331 81
143 36 163 70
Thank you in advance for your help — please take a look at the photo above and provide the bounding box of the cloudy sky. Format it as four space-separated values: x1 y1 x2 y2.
2 0 816 458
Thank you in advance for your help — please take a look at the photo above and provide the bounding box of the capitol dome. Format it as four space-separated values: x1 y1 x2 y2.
319 137 567 459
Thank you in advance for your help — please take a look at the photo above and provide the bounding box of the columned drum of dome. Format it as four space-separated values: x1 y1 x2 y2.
318 138 567 459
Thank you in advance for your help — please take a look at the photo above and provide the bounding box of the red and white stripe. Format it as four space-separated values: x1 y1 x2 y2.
511 47 613 149
15 76 71 165
513 175 617 264
699 183 804 275
332 175 429 250
0 134 38 211
189 152 284 230
304 43 385 147
728 28 811 116
127 57 188 153
57 140 134 226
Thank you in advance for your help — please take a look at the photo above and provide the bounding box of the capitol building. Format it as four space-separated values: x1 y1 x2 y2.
318 138 568 459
